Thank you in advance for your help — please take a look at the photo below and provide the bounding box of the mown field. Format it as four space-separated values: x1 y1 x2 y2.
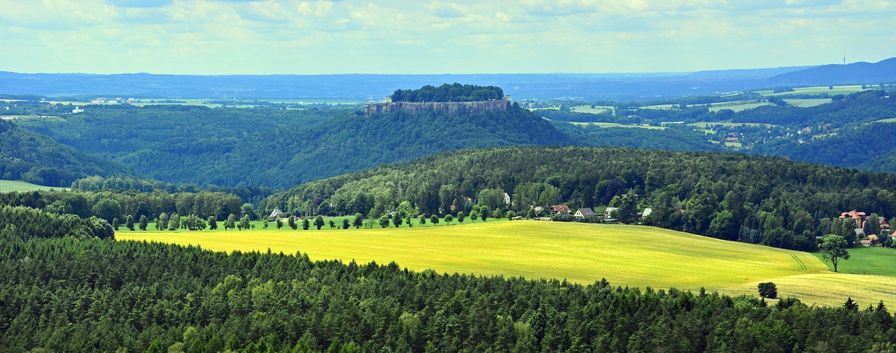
118 221 896 307
0 180 66 192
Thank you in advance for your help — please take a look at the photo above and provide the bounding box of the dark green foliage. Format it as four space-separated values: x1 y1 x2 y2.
0 205 113 240
314 215 325 230
1 236 894 352
138 215 148 231
557 123 724 152
390 83 503 102
267 147 896 250
0 189 243 221
22 104 567 188
0 120 124 186
757 282 778 299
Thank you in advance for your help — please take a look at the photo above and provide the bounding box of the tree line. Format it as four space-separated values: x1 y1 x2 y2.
0 189 244 223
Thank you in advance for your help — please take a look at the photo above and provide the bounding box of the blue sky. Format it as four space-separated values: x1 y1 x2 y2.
0 0 894 74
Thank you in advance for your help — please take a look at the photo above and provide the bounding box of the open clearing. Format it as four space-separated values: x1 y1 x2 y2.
784 98 832 107
118 221 896 307
570 105 614 115
706 101 772 112
758 85 872 97
569 122 665 130
0 180 67 192
813 247 896 277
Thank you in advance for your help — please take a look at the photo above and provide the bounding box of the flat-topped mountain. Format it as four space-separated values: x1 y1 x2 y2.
364 83 510 116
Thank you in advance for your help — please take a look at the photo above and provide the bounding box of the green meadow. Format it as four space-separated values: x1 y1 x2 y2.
0 180 67 192
118 221 896 307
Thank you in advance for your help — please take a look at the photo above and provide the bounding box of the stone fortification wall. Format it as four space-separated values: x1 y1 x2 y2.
364 99 509 116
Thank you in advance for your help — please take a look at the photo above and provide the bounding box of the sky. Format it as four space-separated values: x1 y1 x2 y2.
0 0 894 75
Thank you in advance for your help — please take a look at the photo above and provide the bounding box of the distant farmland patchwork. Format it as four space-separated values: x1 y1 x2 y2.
118 221 896 307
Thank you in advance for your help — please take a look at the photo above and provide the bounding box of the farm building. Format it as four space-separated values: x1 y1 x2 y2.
604 207 619 220
840 210 867 228
551 204 571 214
575 208 595 220
268 208 288 220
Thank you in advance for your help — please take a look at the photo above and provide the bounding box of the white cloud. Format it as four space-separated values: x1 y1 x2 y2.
0 0 893 74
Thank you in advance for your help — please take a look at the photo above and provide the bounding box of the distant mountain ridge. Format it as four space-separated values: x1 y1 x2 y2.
768 58 896 86
3 59 892 101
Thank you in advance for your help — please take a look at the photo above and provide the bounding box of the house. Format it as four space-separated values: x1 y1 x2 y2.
551 204 571 214
640 208 652 219
268 208 288 220
575 208 595 220
840 210 867 229
604 207 619 220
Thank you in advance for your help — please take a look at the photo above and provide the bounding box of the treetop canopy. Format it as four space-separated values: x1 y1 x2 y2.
390 83 504 102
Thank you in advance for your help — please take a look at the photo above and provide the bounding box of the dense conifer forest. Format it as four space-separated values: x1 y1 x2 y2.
1 230 894 353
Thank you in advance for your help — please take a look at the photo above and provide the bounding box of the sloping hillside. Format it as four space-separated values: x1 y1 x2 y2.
0 120 124 186
769 57 896 86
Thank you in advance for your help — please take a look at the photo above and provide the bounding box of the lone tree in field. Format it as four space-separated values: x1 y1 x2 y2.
276 218 283 230
158 213 169 230
392 214 403 228
112 218 119 231
302 218 310 230
138 215 148 231
239 215 250 231
820 234 850 272
288 216 298 230
430 214 440 225
457 211 465 223
379 216 390 228
352 213 364 229
208 216 218 230
342 218 350 229
757 282 777 299
445 214 454 224
328 219 336 229
224 214 236 231
314 216 325 230
125 215 135 231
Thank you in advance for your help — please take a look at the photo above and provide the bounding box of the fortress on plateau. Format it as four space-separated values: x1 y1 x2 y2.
363 97 511 116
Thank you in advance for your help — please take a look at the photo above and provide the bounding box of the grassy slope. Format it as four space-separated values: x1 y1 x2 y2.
812 247 896 276
118 221 896 307
0 180 66 192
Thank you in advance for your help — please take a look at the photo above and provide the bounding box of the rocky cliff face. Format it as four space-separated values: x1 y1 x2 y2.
364 99 509 116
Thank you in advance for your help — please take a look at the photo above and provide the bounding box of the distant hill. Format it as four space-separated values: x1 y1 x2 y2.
769 58 896 86
0 65 826 101
0 120 125 186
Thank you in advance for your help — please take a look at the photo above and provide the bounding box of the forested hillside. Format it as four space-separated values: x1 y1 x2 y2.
19 104 569 187
264 147 896 250
0 120 124 186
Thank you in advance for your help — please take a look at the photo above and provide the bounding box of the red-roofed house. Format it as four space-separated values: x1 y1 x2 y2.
551 204 571 214
839 210 867 229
